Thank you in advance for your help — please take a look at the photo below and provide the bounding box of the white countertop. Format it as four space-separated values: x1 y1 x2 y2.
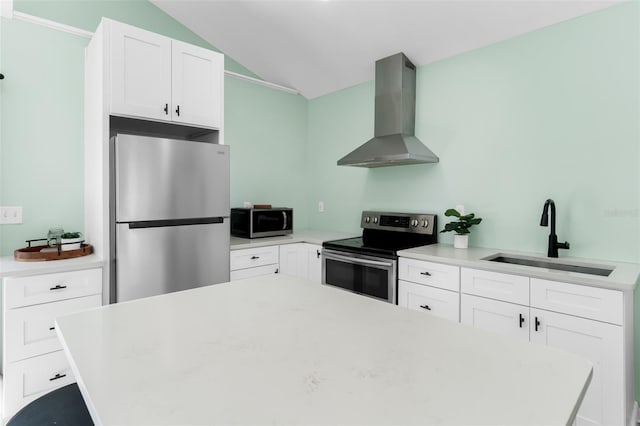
56 274 591 425
0 254 105 278
230 229 357 250
398 244 640 292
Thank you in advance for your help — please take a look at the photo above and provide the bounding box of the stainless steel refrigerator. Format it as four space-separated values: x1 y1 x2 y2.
110 133 230 303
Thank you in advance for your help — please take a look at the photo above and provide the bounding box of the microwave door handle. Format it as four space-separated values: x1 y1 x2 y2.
324 252 393 268
282 211 287 230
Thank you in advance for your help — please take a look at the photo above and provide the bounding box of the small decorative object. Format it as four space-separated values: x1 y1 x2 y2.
47 227 64 247
60 232 82 251
440 208 482 249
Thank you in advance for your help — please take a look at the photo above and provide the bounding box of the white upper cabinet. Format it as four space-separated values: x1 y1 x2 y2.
109 20 223 129
171 40 223 129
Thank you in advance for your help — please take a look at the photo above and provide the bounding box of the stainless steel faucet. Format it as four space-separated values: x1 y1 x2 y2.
540 199 570 258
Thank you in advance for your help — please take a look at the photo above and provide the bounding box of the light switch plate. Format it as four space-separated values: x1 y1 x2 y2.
0 206 22 224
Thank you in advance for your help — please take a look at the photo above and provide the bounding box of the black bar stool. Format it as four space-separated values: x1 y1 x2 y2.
7 383 94 426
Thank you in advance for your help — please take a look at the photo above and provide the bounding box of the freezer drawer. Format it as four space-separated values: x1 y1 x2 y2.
114 220 230 302
114 134 229 221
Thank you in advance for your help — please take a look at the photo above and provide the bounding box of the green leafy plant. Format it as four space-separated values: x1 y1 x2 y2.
440 209 482 235
61 232 81 239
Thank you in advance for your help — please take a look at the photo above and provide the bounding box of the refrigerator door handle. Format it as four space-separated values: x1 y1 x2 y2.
127 217 225 229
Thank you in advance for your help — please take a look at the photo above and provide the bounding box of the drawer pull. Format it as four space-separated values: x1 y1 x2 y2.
250 256 260 260
420 271 432 276
49 373 66 382
49 326 55 331
535 317 541 332
519 313 525 328
419 304 431 311
49 284 67 291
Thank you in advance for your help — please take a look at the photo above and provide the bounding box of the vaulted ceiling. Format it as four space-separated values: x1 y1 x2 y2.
151 0 622 99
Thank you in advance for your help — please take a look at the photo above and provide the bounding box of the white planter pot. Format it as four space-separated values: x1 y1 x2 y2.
453 234 469 249
61 237 82 251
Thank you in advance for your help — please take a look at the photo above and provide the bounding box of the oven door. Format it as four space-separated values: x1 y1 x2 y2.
322 249 397 303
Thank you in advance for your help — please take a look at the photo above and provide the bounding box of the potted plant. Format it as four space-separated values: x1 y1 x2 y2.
440 208 482 249
60 232 82 251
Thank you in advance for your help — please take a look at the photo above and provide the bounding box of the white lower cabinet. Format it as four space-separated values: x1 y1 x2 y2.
459 266 628 426
230 245 279 281
2 266 103 421
460 294 529 342
530 308 624 426
397 258 460 321
3 351 76 417
398 280 459 321
279 243 322 284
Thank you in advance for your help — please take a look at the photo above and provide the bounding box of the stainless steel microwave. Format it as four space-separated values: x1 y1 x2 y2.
230 208 293 238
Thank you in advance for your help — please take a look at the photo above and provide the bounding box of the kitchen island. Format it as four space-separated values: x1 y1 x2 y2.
55 274 591 425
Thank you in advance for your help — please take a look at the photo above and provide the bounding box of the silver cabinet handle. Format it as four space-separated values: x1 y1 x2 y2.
323 251 394 268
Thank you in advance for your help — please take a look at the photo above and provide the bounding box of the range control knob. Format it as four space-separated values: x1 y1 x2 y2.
373 217 379 224
364 217 371 223
422 220 429 227
411 219 419 227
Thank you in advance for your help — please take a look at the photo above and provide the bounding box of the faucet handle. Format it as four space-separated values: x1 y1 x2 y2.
558 241 570 250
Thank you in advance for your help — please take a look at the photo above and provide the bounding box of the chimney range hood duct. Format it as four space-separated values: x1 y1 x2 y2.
337 53 439 168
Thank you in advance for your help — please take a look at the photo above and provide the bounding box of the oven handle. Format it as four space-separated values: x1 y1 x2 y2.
323 251 394 268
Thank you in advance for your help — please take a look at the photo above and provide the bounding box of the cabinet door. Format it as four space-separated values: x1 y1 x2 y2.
398 280 459 322
171 40 223 128
306 244 322 284
530 308 623 426
279 244 308 280
110 21 172 120
461 294 529 342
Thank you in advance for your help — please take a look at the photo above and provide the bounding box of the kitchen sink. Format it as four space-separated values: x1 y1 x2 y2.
484 254 614 277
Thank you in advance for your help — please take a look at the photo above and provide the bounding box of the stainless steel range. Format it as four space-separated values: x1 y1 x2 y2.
322 211 437 304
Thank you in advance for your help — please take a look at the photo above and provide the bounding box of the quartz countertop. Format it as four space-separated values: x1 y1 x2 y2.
0 254 105 278
398 244 640 292
56 274 591 425
230 229 357 250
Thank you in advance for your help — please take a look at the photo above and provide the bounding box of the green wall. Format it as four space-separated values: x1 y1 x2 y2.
307 2 640 264
0 0 306 254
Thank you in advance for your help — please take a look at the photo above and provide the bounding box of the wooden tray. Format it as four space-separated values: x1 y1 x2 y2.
14 244 94 262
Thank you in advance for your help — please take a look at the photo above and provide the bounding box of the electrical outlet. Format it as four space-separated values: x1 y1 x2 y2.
0 206 22 224
318 201 324 213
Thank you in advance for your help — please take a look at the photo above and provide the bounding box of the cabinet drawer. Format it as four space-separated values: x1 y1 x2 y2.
3 350 76 420
5 295 102 363
4 268 102 308
461 268 529 305
230 246 279 271
530 278 623 325
230 264 279 281
398 280 459 322
398 258 460 292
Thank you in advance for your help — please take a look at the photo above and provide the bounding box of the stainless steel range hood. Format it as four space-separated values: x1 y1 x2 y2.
338 53 439 168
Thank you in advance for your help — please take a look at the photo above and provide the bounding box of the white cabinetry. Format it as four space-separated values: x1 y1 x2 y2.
230 246 279 281
109 19 223 129
279 243 322 284
397 258 460 321
459 267 628 426
2 268 102 420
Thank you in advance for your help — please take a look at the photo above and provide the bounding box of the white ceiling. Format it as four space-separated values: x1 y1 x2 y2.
151 0 622 99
